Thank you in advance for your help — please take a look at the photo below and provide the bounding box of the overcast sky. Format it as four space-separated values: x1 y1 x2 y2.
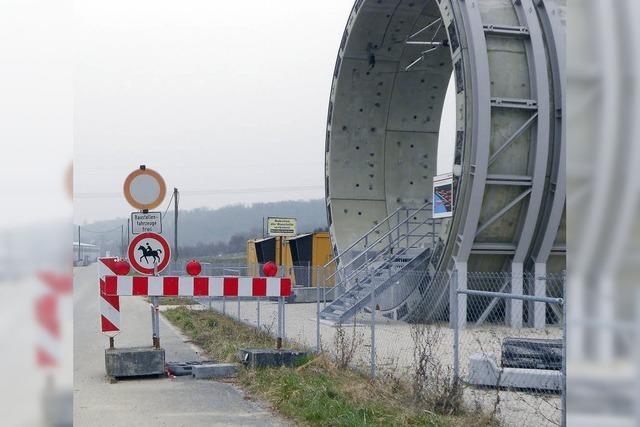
0 0 72 229
73 0 455 224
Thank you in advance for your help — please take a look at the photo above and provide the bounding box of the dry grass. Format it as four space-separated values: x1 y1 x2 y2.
164 306 497 427
163 305 301 362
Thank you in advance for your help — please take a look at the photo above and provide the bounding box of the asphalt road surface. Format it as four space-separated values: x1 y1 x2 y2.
74 264 287 426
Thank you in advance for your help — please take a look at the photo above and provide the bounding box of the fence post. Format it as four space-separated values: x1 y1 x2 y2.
561 271 567 427
222 296 226 315
316 268 321 353
452 270 460 385
369 264 376 379
237 297 241 321
452 261 467 329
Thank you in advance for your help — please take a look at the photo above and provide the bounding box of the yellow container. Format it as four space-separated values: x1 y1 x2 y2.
247 232 335 287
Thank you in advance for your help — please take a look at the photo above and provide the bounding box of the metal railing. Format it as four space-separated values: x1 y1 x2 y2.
321 205 406 271
322 202 438 302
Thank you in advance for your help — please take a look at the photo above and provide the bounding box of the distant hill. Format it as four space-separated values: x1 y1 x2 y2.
76 199 328 258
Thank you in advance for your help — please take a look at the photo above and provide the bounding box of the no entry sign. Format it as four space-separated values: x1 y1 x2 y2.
123 166 167 210
127 232 171 275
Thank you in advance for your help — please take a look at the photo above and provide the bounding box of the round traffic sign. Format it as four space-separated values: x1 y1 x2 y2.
127 232 171 275
123 167 167 210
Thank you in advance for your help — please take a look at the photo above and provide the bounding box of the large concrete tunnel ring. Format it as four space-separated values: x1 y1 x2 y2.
324 0 565 323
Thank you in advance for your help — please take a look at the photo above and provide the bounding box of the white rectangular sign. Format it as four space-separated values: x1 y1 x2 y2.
433 173 454 219
131 211 162 234
267 217 297 237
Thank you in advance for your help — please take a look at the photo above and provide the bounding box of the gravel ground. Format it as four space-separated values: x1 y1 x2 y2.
74 265 288 427
193 296 562 426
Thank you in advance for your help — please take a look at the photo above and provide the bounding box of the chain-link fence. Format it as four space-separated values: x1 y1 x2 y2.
453 272 565 426
167 264 565 426
315 269 566 426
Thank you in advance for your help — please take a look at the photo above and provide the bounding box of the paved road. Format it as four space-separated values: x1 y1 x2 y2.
74 264 287 427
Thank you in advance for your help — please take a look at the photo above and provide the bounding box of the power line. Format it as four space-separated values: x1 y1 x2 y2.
74 185 323 199
161 191 175 223
79 224 124 234
180 185 323 196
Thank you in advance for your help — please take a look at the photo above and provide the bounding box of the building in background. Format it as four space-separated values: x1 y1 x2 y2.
73 242 100 266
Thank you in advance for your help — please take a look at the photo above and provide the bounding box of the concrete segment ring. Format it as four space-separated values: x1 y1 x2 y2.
324 0 565 322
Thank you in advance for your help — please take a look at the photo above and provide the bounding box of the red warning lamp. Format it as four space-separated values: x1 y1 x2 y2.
186 259 202 276
114 259 131 276
263 261 278 277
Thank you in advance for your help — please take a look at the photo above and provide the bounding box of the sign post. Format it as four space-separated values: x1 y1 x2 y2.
122 167 168 351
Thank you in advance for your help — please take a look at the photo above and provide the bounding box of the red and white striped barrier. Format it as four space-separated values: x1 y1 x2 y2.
98 257 291 336
99 258 121 336
35 271 72 368
100 275 292 297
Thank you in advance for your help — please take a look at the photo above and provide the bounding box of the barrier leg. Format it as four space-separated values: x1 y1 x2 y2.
257 298 261 329
151 296 160 348
276 297 283 349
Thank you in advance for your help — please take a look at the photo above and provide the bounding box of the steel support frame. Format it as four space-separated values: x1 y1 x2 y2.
454 0 491 261
405 16 445 71
530 0 566 330
509 0 551 328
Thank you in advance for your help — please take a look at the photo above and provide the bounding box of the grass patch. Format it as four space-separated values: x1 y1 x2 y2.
163 305 296 362
164 306 496 427
239 359 451 426
155 297 196 306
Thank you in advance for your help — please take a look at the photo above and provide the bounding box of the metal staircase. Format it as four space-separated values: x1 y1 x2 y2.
320 202 439 324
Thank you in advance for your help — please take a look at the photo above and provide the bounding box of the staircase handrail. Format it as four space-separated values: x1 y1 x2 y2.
326 212 437 298
324 201 432 283
322 205 405 270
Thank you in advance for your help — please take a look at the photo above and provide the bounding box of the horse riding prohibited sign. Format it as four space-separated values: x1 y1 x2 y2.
127 232 171 275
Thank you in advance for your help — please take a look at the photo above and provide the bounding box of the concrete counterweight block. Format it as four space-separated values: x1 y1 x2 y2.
191 363 240 379
105 346 165 378
238 348 308 369
468 353 562 392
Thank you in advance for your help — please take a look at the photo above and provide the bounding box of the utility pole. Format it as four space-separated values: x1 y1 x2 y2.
126 218 130 249
121 224 124 257
77 225 81 263
173 188 179 261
